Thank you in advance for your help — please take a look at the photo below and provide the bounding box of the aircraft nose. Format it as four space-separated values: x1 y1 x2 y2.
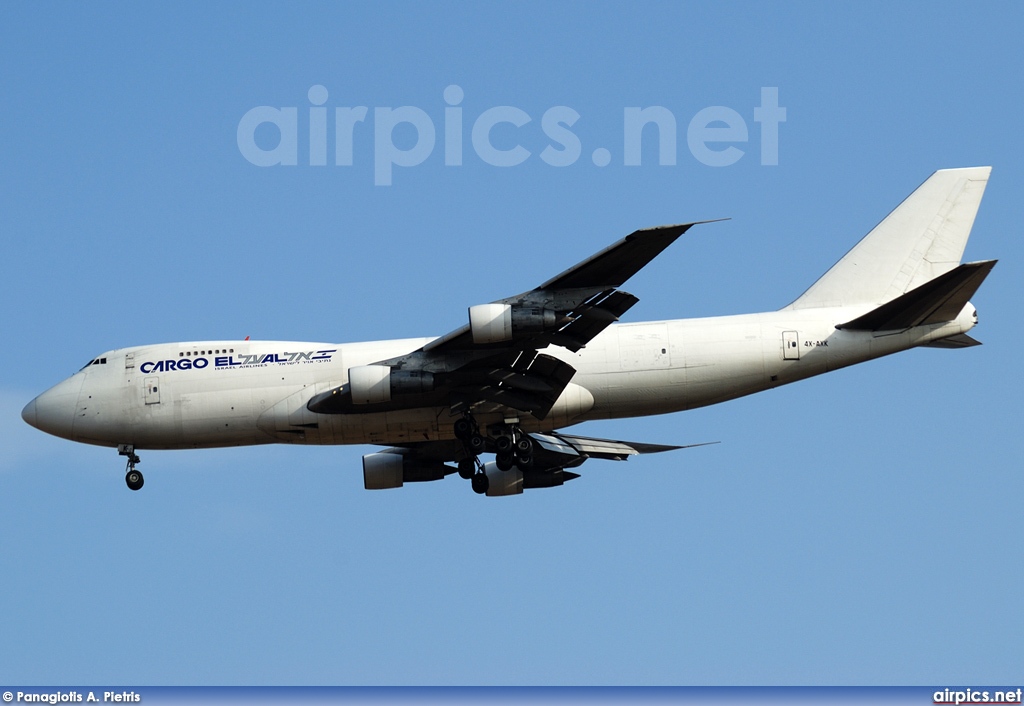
22 377 82 440
21 397 38 427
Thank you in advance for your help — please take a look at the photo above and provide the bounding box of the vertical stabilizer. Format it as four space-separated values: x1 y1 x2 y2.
786 167 991 310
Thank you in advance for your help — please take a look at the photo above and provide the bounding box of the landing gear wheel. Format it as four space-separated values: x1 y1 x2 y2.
118 444 143 491
458 458 476 480
471 472 489 495
495 435 513 454
454 418 473 441
515 436 533 456
496 452 515 472
515 454 533 471
468 433 486 454
125 470 144 491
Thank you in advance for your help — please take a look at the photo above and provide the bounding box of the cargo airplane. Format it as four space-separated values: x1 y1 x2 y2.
22 167 995 496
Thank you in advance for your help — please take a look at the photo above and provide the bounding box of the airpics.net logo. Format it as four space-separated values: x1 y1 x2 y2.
236 85 786 186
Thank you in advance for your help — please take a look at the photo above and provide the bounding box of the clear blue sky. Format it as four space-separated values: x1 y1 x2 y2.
1 1 1022 686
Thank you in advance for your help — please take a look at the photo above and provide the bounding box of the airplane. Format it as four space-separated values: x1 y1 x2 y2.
22 167 995 496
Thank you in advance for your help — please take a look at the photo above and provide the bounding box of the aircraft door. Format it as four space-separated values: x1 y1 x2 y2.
144 376 161 405
782 331 800 360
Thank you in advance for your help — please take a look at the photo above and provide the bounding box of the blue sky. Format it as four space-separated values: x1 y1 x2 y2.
1 1 1022 686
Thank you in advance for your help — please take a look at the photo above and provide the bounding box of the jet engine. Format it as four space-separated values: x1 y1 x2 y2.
483 461 522 496
483 461 580 497
348 365 434 404
362 450 453 489
468 304 559 344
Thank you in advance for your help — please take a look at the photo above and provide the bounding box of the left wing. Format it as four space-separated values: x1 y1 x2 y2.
308 221 713 419
367 432 718 495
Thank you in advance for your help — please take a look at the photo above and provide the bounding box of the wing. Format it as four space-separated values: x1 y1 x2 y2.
308 221 714 419
380 432 717 488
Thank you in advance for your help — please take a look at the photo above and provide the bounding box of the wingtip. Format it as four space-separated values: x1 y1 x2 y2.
633 440 720 454
634 218 730 235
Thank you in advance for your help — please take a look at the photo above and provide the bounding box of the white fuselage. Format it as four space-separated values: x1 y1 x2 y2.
23 304 976 452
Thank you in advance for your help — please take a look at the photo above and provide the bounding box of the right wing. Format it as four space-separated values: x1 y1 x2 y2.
309 221 719 420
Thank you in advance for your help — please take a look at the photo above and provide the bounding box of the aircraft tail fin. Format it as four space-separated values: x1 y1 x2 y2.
786 167 991 310
836 259 996 332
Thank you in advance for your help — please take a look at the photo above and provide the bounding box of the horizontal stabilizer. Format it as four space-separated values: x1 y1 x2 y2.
837 260 996 332
923 333 982 349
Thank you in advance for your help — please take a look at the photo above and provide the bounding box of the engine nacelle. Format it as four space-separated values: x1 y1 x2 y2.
363 451 403 489
483 461 523 496
482 462 580 496
349 365 434 404
469 303 558 344
362 450 450 490
349 365 391 404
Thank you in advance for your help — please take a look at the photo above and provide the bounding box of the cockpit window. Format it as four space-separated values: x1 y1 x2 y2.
79 357 108 371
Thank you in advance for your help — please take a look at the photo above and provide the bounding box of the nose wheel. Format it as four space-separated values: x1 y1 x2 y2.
125 468 144 491
118 444 144 491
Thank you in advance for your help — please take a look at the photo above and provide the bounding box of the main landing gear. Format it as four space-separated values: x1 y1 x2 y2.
118 444 144 491
454 416 488 494
453 414 535 495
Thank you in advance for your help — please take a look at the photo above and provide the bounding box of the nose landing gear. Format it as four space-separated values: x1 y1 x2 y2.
118 444 144 491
